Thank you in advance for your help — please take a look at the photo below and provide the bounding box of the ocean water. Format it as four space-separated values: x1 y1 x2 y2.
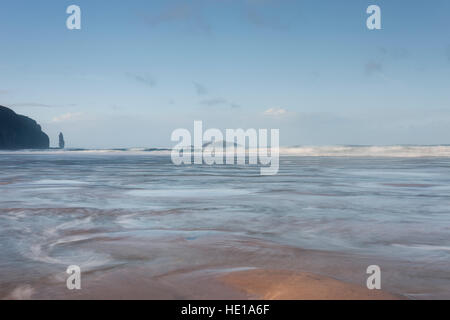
0 148 449 299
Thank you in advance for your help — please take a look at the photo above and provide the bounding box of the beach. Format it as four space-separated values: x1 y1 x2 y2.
2 236 402 300
0 150 449 299
221 269 398 300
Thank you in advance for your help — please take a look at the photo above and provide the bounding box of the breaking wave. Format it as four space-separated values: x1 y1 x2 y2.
279 145 450 157
1 145 450 157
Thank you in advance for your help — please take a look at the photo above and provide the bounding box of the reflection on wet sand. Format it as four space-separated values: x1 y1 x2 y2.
221 269 398 300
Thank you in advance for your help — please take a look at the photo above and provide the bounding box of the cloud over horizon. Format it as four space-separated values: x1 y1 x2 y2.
7 102 77 108
199 98 240 109
51 112 83 123
263 108 288 116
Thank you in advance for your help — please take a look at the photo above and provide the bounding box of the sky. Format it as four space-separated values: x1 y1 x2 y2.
0 0 449 148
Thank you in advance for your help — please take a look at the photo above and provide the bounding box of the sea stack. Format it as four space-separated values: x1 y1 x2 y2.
59 132 65 149
0 105 50 150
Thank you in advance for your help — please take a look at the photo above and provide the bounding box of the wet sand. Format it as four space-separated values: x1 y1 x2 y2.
1 154 449 300
2 232 444 300
2 265 400 300
1 234 409 300
220 269 399 300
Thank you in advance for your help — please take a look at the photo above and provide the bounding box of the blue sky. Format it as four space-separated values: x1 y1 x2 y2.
0 0 449 148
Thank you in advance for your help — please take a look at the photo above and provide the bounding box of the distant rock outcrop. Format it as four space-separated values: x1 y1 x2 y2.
59 132 65 149
0 105 50 149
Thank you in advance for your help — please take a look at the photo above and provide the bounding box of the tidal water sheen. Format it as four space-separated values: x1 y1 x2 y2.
0 150 449 299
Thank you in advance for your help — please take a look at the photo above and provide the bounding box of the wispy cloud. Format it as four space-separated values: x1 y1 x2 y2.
199 98 240 108
243 0 296 31
9 102 76 108
200 98 227 106
379 47 409 60
263 107 288 116
364 47 411 78
51 112 83 123
142 1 211 35
193 82 208 95
364 61 383 76
245 7 287 31
126 73 157 87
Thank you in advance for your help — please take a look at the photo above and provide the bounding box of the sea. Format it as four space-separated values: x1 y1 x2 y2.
0 146 449 299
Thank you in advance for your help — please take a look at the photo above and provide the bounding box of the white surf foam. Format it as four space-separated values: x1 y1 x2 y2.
279 145 450 157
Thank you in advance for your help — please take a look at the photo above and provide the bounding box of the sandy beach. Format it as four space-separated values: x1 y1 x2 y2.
2 265 400 300
1 233 407 300
220 269 399 300
1 153 449 300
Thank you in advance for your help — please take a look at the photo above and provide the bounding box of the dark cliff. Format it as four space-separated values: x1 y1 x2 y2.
0 105 50 149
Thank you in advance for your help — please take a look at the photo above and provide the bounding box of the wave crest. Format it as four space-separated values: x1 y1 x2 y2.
279 145 450 157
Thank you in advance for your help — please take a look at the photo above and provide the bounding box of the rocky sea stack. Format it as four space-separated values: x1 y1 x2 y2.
0 105 49 149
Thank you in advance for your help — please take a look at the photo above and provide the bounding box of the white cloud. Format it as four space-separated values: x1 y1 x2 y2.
263 107 288 116
51 112 83 123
